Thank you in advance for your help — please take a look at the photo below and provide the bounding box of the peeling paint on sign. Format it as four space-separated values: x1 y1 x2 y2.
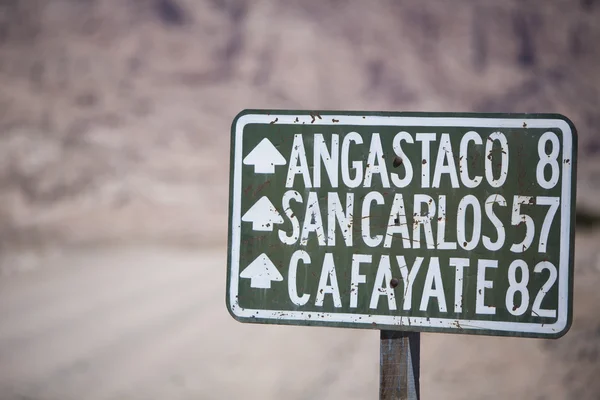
226 110 577 338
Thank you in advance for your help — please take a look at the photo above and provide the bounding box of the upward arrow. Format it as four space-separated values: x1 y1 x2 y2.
243 138 286 174
240 253 283 289
242 196 284 231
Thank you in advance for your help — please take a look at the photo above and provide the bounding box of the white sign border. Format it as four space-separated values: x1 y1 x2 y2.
229 113 573 336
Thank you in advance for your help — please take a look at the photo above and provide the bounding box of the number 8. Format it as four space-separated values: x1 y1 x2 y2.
506 260 530 316
536 131 560 189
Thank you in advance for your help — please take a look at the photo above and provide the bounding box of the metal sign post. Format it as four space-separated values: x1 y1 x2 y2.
380 330 420 399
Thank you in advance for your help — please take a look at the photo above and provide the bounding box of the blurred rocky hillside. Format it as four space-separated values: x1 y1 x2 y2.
0 0 599 250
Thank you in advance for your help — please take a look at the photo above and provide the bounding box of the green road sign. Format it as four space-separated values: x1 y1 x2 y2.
226 110 577 338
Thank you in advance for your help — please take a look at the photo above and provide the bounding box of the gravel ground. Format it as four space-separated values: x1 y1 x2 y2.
0 235 597 399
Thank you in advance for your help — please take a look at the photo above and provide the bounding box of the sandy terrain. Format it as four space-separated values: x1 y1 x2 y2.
0 231 598 399
0 0 599 399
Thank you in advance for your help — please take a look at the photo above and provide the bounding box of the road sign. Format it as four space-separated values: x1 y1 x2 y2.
226 110 577 338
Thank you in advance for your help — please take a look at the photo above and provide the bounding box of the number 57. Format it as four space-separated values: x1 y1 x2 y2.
510 196 560 253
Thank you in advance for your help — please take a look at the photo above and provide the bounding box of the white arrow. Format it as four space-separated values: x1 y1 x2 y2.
242 196 284 231
243 138 286 174
240 253 283 289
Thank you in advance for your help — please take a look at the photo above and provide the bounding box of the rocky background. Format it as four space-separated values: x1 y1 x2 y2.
0 0 599 399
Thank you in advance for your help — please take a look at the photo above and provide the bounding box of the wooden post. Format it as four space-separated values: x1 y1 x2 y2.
379 330 420 400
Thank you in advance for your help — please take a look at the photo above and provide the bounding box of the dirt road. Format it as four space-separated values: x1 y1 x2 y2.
1 241 598 399
0 246 378 399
